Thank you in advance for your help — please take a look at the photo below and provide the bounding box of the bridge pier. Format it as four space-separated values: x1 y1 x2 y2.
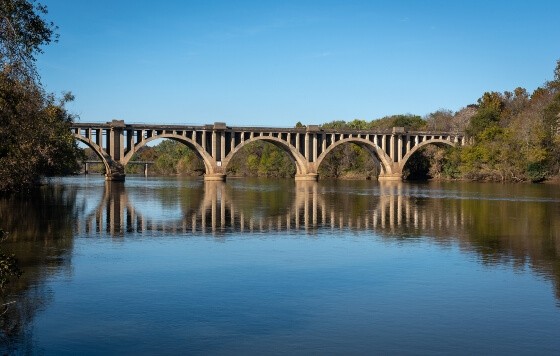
295 173 319 181
105 172 126 182
378 173 403 181
204 173 226 181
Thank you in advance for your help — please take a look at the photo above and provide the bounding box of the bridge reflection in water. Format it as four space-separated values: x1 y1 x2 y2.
75 181 467 238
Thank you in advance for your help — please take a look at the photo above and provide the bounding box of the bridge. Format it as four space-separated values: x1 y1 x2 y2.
71 120 466 182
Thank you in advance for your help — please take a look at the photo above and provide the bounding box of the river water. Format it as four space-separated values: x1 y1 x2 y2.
1 176 559 354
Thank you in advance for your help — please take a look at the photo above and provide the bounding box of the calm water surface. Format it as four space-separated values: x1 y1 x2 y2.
1 177 560 354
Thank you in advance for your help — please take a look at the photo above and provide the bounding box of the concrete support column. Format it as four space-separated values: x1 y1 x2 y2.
397 134 403 162
211 131 217 158
304 133 310 159
312 134 318 162
390 135 395 162
119 129 125 161
220 131 226 162
296 133 300 151
202 130 207 151
95 129 102 146
107 129 113 156
126 130 133 153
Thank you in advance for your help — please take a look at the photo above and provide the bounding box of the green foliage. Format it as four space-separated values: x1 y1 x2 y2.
0 72 83 192
368 114 426 130
466 106 501 138
403 150 431 180
321 120 348 129
442 147 462 178
391 115 426 130
0 0 82 193
227 141 295 178
126 140 204 176
321 114 426 131
318 143 378 179
347 119 368 130
1 0 58 80
445 61 560 182
527 162 547 182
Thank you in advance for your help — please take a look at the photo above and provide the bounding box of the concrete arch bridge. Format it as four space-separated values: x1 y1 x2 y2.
71 120 465 182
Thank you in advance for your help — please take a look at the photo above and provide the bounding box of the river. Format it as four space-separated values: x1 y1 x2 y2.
1 176 559 354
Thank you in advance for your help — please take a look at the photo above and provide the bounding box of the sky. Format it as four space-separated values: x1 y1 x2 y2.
37 0 560 127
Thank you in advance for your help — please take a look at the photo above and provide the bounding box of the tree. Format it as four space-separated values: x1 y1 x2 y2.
370 114 426 130
1 0 82 193
425 109 454 131
1 0 57 80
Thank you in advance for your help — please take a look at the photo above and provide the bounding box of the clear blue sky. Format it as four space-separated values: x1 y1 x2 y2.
37 0 560 126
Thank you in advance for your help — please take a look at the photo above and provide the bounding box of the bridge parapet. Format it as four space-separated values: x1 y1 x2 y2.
71 121 465 182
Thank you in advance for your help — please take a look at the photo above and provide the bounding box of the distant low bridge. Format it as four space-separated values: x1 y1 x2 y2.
71 120 466 182
83 160 154 176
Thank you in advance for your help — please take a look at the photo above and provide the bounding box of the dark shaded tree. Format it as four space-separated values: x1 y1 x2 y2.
0 0 82 193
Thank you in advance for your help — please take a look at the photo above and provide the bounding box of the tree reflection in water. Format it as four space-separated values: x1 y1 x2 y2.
0 185 80 352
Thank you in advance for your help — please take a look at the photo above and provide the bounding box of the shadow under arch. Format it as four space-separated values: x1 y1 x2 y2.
399 139 456 172
122 134 215 176
221 136 309 176
315 137 394 177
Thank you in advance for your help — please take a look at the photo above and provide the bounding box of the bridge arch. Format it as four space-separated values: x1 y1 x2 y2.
221 136 310 176
399 138 456 172
122 133 216 175
73 134 117 179
315 137 394 177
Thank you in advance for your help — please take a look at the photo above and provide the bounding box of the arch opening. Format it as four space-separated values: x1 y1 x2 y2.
224 139 297 178
124 134 213 176
315 138 393 179
317 142 381 180
74 135 112 176
401 140 456 181
125 138 205 177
